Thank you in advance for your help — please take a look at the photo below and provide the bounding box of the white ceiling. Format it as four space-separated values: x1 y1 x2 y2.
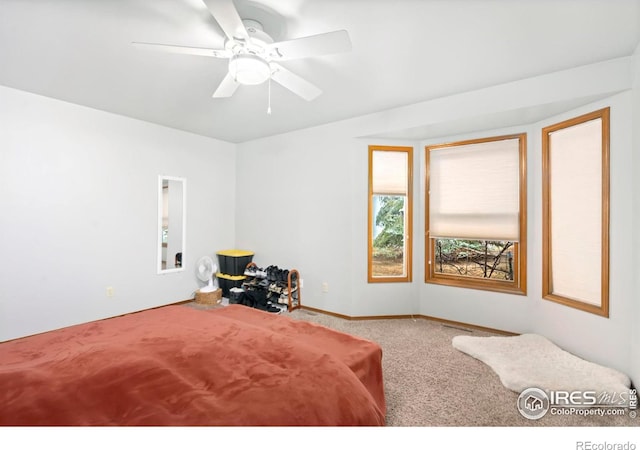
1 0 639 143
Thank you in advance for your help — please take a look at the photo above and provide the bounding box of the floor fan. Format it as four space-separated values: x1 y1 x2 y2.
196 256 218 293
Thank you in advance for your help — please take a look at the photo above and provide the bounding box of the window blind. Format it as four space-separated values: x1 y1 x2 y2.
428 138 520 241
372 150 408 195
549 118 602 305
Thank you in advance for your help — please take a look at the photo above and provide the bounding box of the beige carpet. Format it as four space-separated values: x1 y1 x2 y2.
286 308 636 427
184 302 636 426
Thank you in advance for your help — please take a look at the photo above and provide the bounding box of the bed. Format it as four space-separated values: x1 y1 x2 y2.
0 304 385 426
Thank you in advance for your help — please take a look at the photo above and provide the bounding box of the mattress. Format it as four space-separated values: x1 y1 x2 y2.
0 304 385 426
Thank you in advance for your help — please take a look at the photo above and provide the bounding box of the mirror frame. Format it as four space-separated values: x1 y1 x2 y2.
157 175 187 274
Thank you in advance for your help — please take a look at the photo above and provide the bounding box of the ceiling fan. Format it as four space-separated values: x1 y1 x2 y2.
133 0 352 101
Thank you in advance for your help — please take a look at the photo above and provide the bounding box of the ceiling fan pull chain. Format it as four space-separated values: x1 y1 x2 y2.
267 77 272 115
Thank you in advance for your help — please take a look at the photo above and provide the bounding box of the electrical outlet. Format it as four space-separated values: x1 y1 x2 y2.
321 282 329 293
299 279 304 289
106 286 114 297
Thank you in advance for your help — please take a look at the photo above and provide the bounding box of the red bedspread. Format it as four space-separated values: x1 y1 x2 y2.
0 305 385 426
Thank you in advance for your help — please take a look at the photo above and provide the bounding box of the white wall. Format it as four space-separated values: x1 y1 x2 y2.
0 86 236 341
417 93 635 378
350 138 422 317
236 56 637 384
530 94 634 378
235 128 420 317
1 52 636 387
419 124 535 334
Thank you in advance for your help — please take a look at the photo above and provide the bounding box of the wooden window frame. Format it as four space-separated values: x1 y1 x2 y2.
425 134 527 295
368 145 413 283
541 108 610 317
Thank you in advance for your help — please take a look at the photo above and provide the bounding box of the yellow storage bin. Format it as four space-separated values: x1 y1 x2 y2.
216 273 247 296
216 249 254 276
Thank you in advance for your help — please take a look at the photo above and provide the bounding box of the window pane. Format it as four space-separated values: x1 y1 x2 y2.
425 133 526 295
372 195 406 277
369 145 412 283
542 108 609 317
549 118 602 305
433 239 514 280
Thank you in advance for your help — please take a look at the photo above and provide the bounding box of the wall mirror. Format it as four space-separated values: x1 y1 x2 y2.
157 175 186 274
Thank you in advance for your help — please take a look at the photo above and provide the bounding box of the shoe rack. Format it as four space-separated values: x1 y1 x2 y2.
243 262 301 312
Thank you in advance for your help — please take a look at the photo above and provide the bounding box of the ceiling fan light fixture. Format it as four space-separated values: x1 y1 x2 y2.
229 54 271 85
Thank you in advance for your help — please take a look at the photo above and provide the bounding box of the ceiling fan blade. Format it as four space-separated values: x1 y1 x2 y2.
202 0 249 42
212 72 240 98
268 30 352 61
270 63 322 101
132 42 231 58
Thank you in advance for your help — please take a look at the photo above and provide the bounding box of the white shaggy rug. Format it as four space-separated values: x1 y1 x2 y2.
452 333 630 396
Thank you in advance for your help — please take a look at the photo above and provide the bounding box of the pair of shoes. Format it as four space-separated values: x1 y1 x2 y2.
266 266 290 283
270 283 288 294
245 266 267 278
279 269 290 283
265 301 282 314
243 278 260 288
265 265 279 282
